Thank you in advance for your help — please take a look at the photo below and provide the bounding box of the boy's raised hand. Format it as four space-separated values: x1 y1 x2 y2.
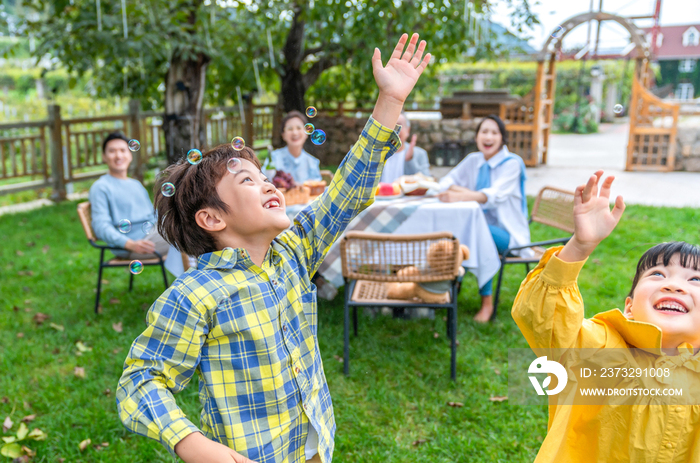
371 33 430 128
559 171 625 262
372 33 430 104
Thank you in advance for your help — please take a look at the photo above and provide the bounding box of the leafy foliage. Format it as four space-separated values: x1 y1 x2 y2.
17 0 539 110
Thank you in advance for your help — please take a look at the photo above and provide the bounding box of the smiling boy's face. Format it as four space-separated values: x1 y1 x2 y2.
214 158 290 242
624 255 700 348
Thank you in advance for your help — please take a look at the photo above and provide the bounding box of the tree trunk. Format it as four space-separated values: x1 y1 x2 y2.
280 68 306 114
163 52 210 165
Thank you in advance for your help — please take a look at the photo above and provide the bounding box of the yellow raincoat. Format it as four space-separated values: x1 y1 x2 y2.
512 247 700 463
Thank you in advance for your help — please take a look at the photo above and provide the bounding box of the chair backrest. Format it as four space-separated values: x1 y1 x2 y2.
530 186 576 234
339 231 462 283
76 201 97 242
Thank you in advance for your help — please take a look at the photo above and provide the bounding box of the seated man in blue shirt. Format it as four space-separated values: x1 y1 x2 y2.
88 132 170 260
268 110 323 184
380 112 432 183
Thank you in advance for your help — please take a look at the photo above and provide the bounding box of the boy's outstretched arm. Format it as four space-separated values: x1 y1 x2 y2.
512 171 625 351
283 33 431 277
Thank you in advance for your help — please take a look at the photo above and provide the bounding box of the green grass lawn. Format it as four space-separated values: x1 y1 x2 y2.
1 199 699 462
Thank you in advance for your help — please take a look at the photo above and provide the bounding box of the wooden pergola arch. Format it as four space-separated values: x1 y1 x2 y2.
501 12 679 171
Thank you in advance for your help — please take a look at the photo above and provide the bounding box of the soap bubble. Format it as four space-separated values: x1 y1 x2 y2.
304 123 315 134
142 221 154 235
129 260 144 275
613 104 624 115
216 294 229 306
118 219 132 233
161 182 176 197
187 149 203 165
231 137 245 151
310 129 326 146
128 139 141 151
306 106 317 118
551 25 564 39
227 157 242 174
222 247 234 260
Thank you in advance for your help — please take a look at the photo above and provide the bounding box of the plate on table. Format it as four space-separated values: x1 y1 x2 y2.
374 193 404 200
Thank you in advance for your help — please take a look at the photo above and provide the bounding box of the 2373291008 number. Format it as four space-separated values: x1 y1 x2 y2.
598 367 671 378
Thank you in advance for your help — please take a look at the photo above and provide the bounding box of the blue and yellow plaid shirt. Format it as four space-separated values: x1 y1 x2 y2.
116 117 401 463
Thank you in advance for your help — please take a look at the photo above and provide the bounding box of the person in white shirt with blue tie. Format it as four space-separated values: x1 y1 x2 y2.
437 115 531 322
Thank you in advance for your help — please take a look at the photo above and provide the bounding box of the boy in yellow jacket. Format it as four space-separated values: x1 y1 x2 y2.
513 170 700 462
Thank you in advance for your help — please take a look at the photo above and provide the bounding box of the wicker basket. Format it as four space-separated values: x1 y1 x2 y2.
280 186 310 205
303 180 327 197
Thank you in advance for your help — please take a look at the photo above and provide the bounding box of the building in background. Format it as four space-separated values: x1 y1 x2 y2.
643 24 700 100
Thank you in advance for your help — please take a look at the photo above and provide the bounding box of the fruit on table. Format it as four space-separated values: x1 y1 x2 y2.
272 170 296 190
376 182 401 196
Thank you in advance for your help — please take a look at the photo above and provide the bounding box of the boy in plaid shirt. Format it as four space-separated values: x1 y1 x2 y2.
116 33 431 463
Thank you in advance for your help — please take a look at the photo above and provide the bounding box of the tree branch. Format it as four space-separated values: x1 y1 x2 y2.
301 56 338 90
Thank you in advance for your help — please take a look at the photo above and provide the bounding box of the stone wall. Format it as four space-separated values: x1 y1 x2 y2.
676 125 700 172
302 116 479 166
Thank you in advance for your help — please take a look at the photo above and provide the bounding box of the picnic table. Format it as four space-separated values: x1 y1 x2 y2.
286 194 501 290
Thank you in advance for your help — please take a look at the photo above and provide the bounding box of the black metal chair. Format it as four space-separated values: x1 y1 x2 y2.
490 186 576 320
339 231 465 380
77 201 169 313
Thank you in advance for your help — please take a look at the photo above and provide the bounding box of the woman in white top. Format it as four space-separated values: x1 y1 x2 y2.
437 115 531 322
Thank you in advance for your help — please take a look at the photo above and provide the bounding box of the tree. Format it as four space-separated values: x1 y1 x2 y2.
19 0 538 161
21 0 222 164
216 0 539 115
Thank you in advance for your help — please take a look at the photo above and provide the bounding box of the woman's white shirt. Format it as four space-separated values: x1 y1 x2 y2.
438 147 533 257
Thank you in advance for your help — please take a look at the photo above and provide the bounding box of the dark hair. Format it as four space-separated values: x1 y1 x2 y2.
628 241 700 297
475 115 508 148
280 110 308 133
154 144 262 257
102 132 131 153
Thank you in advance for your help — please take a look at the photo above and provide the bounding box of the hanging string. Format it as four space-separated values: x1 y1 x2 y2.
266 29 276 68
121 0 128 39
96 0 102 31
236 86 245 125
253 59 263 100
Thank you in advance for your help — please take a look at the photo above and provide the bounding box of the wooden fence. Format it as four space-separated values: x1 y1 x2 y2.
0 100 276 200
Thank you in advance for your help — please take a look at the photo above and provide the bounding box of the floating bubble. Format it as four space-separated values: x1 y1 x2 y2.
216 294 229 306
231 137 245 151
129 260 144 274
520 105 527 112
310 129 326 146
118 219 132 233
187 149 203 165
227 157 242 174
306 106 317 118
142 221 154 235
221 247 234 260
304 123 315 134
161 182 176 197
613 104 624 115
128 139 141 151
551 25 565 39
